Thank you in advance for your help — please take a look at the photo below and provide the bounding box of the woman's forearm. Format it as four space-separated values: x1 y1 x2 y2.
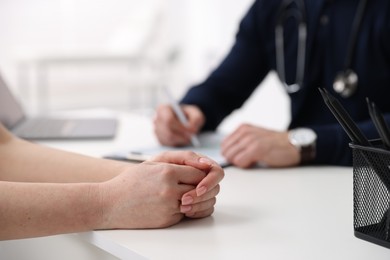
0 135 130 183
0 181 102 240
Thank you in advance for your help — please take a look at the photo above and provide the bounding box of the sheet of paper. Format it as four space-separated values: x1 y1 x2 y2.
105 132 229 167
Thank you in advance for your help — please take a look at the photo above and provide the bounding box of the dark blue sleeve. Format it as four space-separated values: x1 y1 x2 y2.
311 115 390 166
181 1 274 131
312 5 390 167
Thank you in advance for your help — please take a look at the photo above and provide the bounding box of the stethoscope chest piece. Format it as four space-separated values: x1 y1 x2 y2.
333 69 358 98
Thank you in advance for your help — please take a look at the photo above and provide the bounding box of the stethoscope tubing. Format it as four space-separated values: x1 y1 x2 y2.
275 0 367 97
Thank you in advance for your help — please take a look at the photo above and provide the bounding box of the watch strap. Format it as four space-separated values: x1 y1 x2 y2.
300 143 316 164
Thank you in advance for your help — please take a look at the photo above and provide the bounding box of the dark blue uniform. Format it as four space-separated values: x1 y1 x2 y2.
181 0 390 166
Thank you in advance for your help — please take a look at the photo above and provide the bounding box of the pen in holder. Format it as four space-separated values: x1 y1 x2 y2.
319 88 390 249
350 140 390 249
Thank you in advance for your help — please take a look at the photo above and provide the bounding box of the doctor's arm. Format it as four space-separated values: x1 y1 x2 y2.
181 1 271 131
154 1 273 146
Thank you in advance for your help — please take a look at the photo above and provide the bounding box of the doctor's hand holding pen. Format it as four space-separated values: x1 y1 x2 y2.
154 104 302 169
154 104 205 147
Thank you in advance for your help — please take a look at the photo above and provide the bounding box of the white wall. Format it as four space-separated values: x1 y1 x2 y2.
0 0 289 128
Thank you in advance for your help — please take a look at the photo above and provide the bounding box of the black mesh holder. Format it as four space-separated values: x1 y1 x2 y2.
350 140 390 249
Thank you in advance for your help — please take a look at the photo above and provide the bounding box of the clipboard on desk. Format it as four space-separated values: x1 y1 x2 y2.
104 132 230 167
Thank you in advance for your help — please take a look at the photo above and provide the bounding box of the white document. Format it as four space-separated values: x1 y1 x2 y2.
105 132 229 167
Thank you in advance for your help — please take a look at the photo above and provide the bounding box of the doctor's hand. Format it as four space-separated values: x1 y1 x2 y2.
221 124 300 168
153 104 205 146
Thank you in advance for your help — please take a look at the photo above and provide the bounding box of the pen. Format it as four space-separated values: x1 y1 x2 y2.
319 88 390 192
319 88 370 146
366 98 390 150
162 85 201 147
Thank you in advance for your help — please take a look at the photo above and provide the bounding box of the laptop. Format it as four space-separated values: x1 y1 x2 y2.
0 74 118 140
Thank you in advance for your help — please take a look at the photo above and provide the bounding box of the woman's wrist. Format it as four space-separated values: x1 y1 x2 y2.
92 181 115 230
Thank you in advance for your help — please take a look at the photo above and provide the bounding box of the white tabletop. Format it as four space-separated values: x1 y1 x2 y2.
39 111 390 260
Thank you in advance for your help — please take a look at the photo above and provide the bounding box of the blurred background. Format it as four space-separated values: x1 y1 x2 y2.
0 0 290 132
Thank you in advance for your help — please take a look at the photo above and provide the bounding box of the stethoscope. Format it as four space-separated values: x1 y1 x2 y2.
275 0 368 98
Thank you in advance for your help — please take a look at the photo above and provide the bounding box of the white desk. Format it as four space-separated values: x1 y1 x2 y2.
75 166 389 260
1 112 389 259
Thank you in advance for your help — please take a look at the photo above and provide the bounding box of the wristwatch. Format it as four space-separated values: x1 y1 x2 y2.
288 128 317 164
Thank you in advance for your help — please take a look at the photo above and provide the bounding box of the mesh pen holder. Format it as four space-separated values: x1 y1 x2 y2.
350 140 390 249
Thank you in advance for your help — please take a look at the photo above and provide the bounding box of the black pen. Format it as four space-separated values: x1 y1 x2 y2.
319 88 390 192
319 88 370 146
367 98 390 149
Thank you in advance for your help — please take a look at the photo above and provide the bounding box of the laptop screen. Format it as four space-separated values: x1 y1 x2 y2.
0 75 26 129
